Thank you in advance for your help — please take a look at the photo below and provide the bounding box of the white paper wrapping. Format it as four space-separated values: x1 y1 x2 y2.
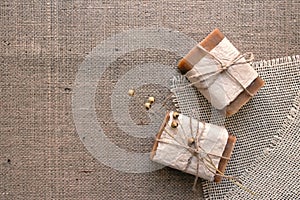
152 111 229 181
185 37 258 110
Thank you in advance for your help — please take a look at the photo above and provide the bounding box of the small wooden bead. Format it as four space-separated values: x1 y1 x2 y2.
171 121 178 128
145 102 151 110
148 96 155 104
187 137 195 146
172 112 180 119
128 89 135 96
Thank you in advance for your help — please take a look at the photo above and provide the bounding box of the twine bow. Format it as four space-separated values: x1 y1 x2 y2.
187 44 255 97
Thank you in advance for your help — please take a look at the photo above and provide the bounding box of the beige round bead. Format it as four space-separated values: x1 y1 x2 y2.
187 137 195 146
145 102 151 110
128 89 135 96
148 96 155 104
171 121 178 128
172 112 180 119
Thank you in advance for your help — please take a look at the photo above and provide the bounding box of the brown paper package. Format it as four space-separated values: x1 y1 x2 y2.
178 29 265 116
151 112 236 183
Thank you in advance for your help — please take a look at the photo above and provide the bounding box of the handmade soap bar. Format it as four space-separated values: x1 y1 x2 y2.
178 29 265 116
151 111 236 183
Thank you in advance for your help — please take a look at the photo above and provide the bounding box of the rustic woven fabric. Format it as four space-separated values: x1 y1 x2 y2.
0 0 299 200
171 56 300 199
226 91 300 199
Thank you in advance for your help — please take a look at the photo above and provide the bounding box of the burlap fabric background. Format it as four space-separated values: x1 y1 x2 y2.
0 1 299 199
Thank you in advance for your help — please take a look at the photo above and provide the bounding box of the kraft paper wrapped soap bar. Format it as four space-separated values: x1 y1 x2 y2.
151 111 236 183
178 29 265 116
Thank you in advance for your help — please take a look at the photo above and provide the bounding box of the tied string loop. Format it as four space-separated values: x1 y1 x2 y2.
156 115 255 195
187 45 255 97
